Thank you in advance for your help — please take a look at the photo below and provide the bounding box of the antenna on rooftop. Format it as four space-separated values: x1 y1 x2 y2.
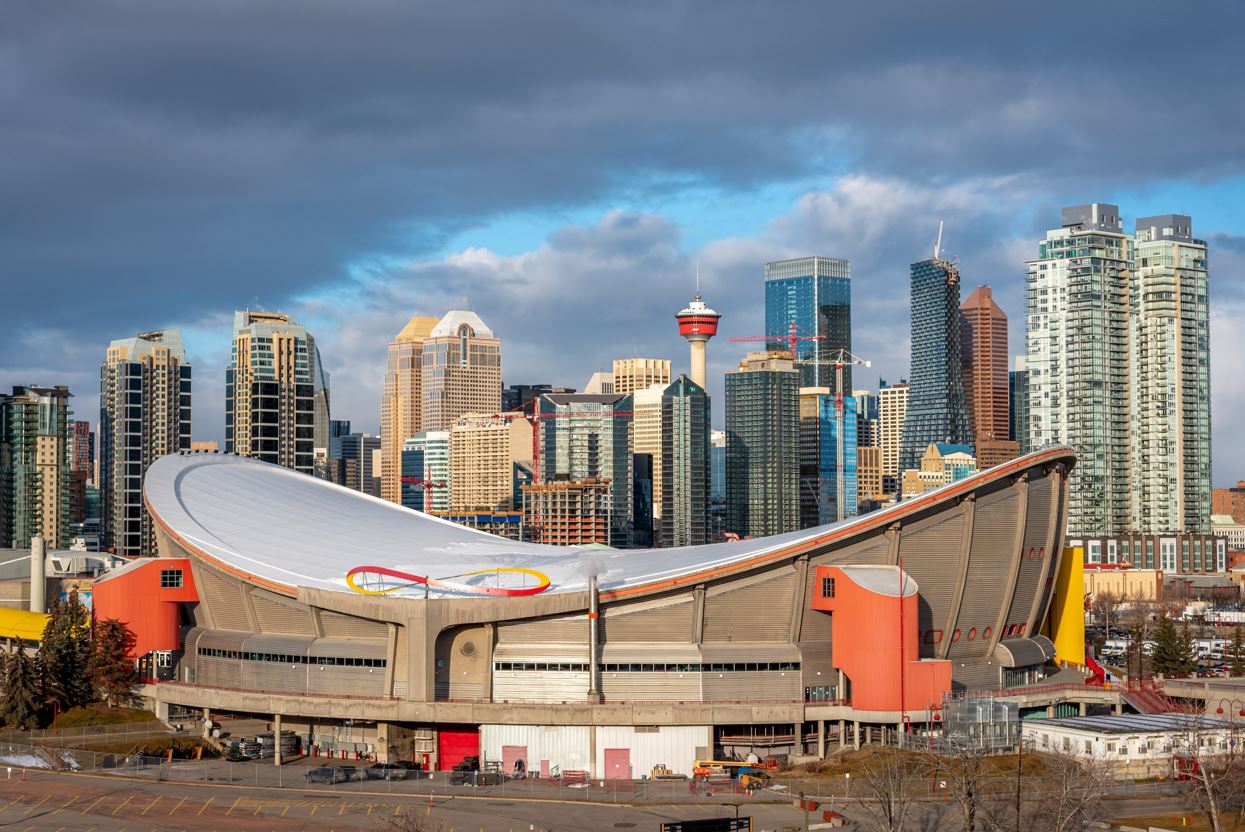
934 220 945 260
695 259 701 297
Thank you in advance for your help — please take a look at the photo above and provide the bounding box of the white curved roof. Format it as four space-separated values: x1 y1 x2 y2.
143 448 1073 601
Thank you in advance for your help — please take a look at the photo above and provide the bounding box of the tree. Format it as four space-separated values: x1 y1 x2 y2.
1 649 43 729
1228 626 1245 677
855 748 924 832
39 591 94 709
1152 616 1195 677
89 618 137 707
1026 748 1110 832
923 743 991 832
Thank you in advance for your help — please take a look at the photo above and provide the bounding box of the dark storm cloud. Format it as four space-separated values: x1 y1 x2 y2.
1 1 1242 454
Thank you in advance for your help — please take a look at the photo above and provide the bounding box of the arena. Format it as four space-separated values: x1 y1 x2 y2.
95 445 1078 777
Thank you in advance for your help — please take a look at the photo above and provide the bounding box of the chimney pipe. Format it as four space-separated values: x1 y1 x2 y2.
587 573 600 701
30 536 47 614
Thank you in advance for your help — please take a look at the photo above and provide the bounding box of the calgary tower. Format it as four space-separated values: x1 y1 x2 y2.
675 266 721 389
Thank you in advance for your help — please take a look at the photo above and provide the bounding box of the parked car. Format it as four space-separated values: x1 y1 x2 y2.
306 766 348 784
334 765 362 781
366 763 408 781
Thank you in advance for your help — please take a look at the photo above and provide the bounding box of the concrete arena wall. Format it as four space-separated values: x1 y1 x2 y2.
151 448 1073 721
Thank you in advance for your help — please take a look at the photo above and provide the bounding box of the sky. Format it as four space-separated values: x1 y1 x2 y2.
2 1 1244 484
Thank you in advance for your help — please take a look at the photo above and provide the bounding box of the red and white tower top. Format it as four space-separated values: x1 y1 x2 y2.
675 265 720 389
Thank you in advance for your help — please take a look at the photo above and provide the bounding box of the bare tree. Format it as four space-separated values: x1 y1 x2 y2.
923 742 992 832
1173 712 1242 832
1024 748 1110 832
854 748 925 832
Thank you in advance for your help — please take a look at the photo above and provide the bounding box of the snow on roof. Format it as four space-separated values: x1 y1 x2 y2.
429 310 494 339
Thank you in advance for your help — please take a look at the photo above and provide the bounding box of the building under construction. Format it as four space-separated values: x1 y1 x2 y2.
522 478 612 546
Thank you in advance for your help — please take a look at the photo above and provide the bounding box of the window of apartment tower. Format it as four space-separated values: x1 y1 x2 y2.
821 576 835 598
160 569 183 589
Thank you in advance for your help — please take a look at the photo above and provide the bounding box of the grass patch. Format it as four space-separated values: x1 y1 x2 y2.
1112 812 1245 831
53 704 158 728
79 737 216 759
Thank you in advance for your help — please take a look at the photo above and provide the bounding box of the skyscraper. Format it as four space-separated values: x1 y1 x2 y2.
1130 214 1211 534
0 385 72 549
1009 357 1030 455
725 352 799 538
226 311 327 475
764 257 852 391
631 383 666 539
611 358 670 396
960 285 1011 446
536 393 633 546
900 256 972 477
660 374 710 547
380 314 438 504
1027 204 1131 536
421 311 502 431
799 387 857 527
101 329 191 556
403 431 450 513
878 380 909 497
327 433 381 497
449 414 532 512
68 420 92 525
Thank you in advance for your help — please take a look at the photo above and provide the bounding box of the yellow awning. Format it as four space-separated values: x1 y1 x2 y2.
0 607 50 642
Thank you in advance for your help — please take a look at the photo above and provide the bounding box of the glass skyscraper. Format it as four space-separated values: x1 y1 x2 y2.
800 388 857 527
725 352 800 538
764 257 852 392
660 375 710 547
900 257 973 476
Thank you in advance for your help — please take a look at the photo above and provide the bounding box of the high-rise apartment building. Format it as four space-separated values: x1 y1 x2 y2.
900 256 973 477
226 311 328 475
1027 204 1131 536
449 414 532 512
1214 483 1245 525
501 384 574 414
403 431 450 513
661 375 710 547
101 329 191 556
611 358 670 396
852 390 879 449
857 446 883 510
960 285 1010 445
764 257 852 391
710 429 726 537
632 383 666 538
380 315 438 504
878 380 909 497
1009 357 1030 455
68 420 92 525
421 311 502 431
0 385 72 549
1130 215 1211 534
522 480 612 546
536 393 633 546
725 352 799 538
799 387 857 527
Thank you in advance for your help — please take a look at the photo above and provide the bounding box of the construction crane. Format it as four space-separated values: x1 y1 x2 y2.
799 349 872 522
728 321 823 357
400 464 447 512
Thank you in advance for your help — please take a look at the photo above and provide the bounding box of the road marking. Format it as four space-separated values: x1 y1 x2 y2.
168 796 187 816
225 796 241 816
81 795 106 815
1 797 23 813
23 795 50 814
55 793 78 815
310 803 319 816
339 801 346 815
111 796 133 816
394 804 402 816
197 796 214 816
140 796 160 816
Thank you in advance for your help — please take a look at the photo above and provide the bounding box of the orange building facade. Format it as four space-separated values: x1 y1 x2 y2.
93 558 198 658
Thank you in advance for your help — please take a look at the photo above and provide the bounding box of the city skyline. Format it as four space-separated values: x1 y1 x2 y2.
3 4 1244 484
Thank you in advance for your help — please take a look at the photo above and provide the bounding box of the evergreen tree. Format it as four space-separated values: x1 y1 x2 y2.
1 649 43 729
1229 626 1245 677
39 591 94 709
1178 621 1198 676
89 618 137 707
1152 616 1195 677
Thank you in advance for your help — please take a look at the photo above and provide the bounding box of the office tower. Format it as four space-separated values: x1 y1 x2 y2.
327 433 381 497
799 387 858 528
1009 357 1030 455
1027 204 1131 536
764 257 852 392
535 393 633 546
661 374 710 547
1130 214 1211 534
878 380 909 496
900 256 973 476
421 311 503 431
676 289 721 389
380 315 438 504
0 385 72 549
960 286 1011 445
1214 482 1245 525
632 453 654 548
501 384 574 414
710 429 726 537
611 358 670 396
226 311 326 475
449 414 532 512
583 371 614 395
857 446 882 511
725 352 799 538
852 389 879 448
100 329 191 556
901 443 976 496
632 383 666 539
68 420 92 524
403 431 450 513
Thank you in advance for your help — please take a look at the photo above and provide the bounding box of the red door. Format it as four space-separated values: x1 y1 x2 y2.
603 748 630 780
437 725 479 771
